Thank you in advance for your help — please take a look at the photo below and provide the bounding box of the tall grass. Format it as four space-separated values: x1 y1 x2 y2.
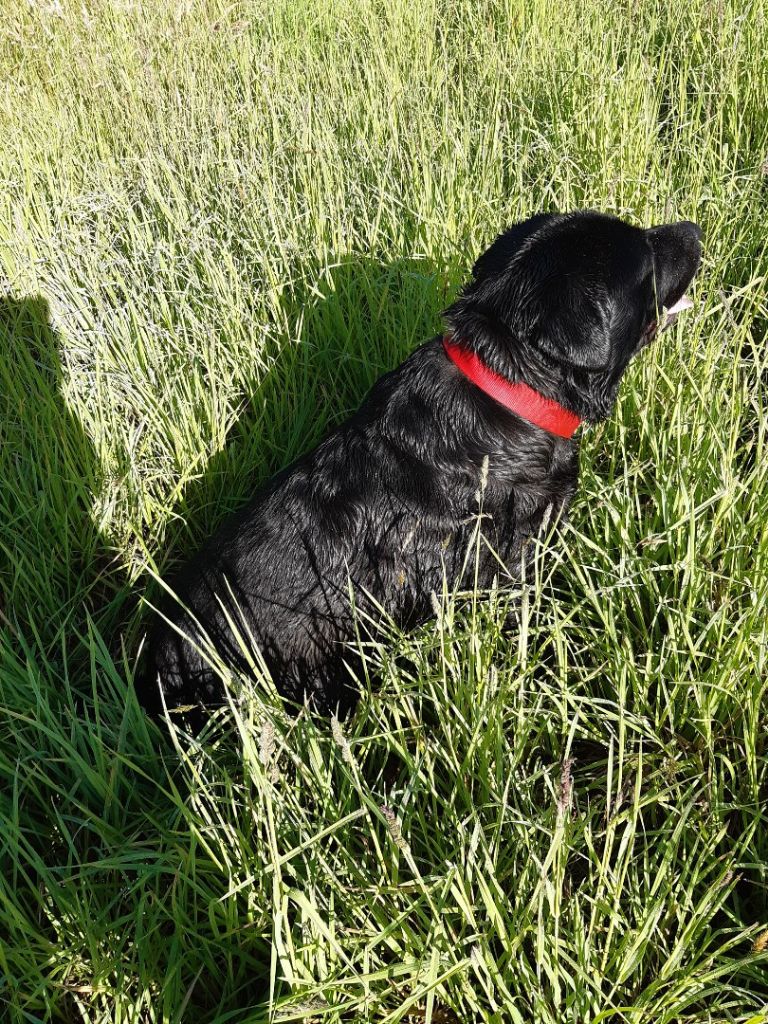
0 0 767 1020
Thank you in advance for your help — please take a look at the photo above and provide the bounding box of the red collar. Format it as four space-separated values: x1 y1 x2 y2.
443 337 581 439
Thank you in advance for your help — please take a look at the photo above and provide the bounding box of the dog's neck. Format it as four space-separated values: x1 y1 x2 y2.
443 336 582 438
443 307 622 423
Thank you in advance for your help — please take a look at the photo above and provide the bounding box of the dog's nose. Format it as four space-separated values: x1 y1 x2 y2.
676 220 703 252
646 222 704 276
645 220 703 313
647 220 703 258
673 220 702 241
648 218 701 239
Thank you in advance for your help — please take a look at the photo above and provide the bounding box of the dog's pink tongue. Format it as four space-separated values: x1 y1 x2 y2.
665 293 694 315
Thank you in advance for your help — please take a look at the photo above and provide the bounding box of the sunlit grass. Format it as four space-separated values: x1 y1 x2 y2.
0 0 767 1020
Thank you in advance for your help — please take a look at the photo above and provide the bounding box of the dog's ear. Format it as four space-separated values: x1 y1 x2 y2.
529 279 615 371
466 257 616 372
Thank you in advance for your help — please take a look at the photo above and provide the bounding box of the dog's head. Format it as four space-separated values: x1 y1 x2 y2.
445 211 702 423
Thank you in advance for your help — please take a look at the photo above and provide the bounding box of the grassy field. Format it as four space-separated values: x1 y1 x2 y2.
1 0 768 1020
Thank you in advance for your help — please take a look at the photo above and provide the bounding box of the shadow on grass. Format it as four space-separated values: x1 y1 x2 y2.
0 294 124 662
146 254 454 581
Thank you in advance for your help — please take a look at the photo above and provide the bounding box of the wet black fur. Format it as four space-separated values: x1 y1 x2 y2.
138 211 702 717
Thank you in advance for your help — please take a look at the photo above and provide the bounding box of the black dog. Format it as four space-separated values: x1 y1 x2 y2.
138 211 702 717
